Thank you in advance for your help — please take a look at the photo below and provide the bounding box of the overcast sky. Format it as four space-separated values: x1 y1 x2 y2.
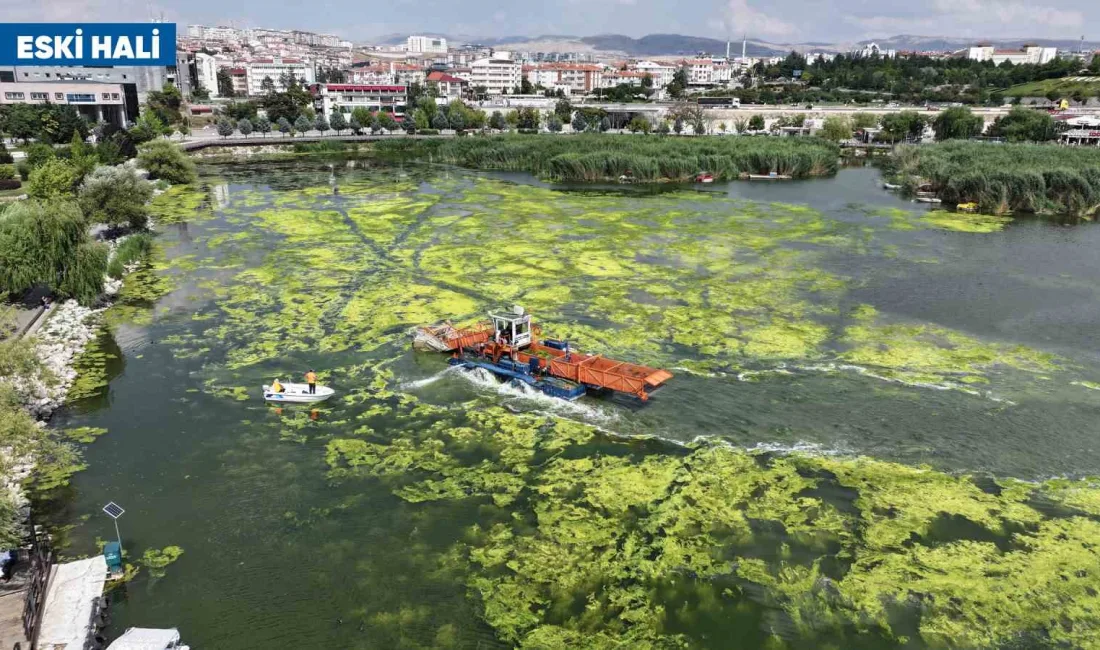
1 0 1095 44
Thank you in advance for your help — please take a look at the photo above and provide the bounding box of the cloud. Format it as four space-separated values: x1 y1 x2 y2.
721 0 798 39
847 0 1084 37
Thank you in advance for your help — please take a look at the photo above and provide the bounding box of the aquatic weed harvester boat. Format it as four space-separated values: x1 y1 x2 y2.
414 306 673 401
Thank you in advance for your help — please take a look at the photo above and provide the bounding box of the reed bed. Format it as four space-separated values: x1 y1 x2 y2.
374 135 839 182
890 142 1100 217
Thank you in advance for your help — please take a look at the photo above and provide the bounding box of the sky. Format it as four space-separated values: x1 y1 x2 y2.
0 0 1095 44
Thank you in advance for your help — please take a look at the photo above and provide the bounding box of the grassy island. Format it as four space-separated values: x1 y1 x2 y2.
373 134 840 183
890 141 1100 217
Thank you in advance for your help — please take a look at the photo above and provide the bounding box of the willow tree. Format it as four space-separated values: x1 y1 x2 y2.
0 200 107 304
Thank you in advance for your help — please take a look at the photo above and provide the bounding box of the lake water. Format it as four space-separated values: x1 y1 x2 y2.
44 159 1100 649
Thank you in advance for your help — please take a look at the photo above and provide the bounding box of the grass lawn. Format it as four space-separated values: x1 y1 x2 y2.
1001 76 1100 98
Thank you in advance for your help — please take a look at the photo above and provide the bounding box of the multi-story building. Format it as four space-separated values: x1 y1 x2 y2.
680 59 714 86
601 70 650 88
349 65 394 84
190 52 220 97
0 81 129 126
407 35 448 54
852 42 897 58
0 64 182 120
633 61 675 87
425 71 468 98
310 83 407 120
470 54 522 94
226 68 248 96
242 58 315 96
967 45 1058 65
523 63 604 93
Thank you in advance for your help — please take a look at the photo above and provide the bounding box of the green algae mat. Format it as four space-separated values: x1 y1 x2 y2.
42 162 1100 649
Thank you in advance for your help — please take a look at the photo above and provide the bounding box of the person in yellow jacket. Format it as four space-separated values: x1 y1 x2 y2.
305 369 317 395
271 378 284 393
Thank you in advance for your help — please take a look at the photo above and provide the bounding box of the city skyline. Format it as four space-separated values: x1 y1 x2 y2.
0 0 1095 45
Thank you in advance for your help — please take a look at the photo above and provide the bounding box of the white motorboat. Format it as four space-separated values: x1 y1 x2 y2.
262 382 335 403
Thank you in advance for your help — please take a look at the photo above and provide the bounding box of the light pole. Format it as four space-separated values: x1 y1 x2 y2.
103 502 125 555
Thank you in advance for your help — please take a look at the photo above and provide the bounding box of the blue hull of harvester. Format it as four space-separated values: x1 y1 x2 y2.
448 355 586 400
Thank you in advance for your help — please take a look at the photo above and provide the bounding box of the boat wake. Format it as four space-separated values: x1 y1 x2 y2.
456 367 619 423
399 367 456 390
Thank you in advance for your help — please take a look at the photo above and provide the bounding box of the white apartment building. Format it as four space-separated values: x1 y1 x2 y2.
523 63 604 93
193 52 219 97
470 55 522 94
713 63 733 85
243 58 315 96
310 83 408 120
634 61 675 87
681 59 714 86
967 46 1058 65
407 35 448 54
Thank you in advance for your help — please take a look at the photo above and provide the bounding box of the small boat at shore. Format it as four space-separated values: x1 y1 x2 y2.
957 202 978 212
262 382 335 403
883 182 901 190
695 172 714 183
915 196 943 204
748 172 793 180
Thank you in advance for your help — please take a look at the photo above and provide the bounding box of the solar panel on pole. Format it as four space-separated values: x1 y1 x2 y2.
103 502 125 556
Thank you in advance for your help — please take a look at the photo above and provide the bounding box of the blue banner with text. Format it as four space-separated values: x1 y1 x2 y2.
0 23 176 66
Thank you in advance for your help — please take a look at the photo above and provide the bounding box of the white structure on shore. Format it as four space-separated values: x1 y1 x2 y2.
852 42 896 58
967 45 1058 65
407 35 448 54
470 53 522 94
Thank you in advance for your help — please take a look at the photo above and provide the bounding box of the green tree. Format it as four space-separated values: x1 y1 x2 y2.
379 112 397 132
255 116 272 137
0 200 106 304
28 159 78 199
238 117 253 137
446 107 465 131
673 117 684 134
571 113 587 132
330 112 347 134
223 101 258 121
216 68 235 97
431 113 448 130
599 116 611 132
748 114 765 131
668 67 689 99
4 104 39 142
879 111 925 142
489 111 506 130
277 117 293 136
655 120 670 135
349 116 362 135
404 117 416 134
547 115 563 132
215 117 235 139
294 115 312 135
351 107 373 130
988 106 1056 142
261 76 276 94
137 140 197 184
932 106 984 140
1045 89 1060 102
819 115 852 142
130 110 167 144
505 110 520 128
851 113 879 129
314 115 330 134
554 98 572 123
517 108 540 130
78 166 152 229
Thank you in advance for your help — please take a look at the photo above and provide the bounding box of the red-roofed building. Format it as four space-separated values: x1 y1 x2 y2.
310 83 408 121
426 70 469 98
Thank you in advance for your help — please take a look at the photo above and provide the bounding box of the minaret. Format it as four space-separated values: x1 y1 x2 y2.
726 41 731 60
742 36 747 60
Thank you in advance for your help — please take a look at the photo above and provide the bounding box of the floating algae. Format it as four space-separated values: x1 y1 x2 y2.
319 384 1100 649
918 210 1013 233
139 545 184 579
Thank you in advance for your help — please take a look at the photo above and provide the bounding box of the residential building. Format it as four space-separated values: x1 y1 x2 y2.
713 63 734 85
634 61 675 87
426 71 468 98
0 64 178 106
601 70 650 88
0 81 129 126
191 52 219 97
469 54 522 94
242 58 314 96
407 35 448 54
967 45 1058 65
226 68 248 96
310 83 408 120
349 65 394 84
681 59 714 86
392 63 427 86
523 63 604 93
